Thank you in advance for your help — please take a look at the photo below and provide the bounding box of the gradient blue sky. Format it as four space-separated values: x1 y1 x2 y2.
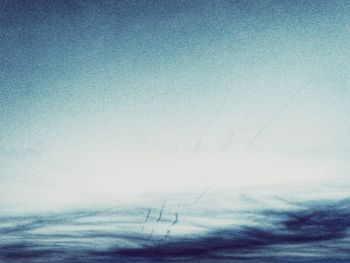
1 0 350 211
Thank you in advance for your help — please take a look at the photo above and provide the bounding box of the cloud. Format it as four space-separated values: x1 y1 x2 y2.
91 198 350 261
2 197 349 262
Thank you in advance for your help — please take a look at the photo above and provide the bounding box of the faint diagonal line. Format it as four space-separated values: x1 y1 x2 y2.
246 86 305 148
194 186 211 204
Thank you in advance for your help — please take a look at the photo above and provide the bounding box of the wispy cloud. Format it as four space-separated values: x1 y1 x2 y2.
1 197 349 262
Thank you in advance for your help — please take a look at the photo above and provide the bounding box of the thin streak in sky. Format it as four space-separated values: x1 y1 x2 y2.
246 86 306 148
194 186 211 204
193 138 202 152
173 141 180 154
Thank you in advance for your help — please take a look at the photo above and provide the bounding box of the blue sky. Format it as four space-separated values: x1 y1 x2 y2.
1 0 350 211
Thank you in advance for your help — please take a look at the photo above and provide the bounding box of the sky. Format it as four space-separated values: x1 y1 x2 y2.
1 0 350 212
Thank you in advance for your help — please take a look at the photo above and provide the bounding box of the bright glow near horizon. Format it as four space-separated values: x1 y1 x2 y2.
1 1 350 212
